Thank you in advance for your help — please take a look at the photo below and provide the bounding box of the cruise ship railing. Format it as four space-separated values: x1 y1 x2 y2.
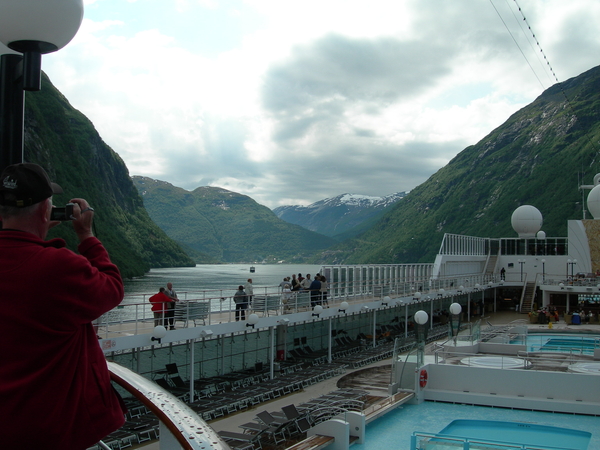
98 278 500 338
437 233 491 256
540 274 599 287
433 345 596 369
432 348 532 369
107 362 227 450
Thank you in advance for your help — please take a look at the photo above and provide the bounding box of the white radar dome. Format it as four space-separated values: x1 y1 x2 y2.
587 185 600 219
511 205 543 238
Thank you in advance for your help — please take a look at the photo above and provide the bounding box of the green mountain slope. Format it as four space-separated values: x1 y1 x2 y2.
320 65 600 264
133 177 338 263
22 74 195 277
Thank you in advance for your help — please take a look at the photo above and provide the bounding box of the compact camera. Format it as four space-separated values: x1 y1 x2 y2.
50 203 75 221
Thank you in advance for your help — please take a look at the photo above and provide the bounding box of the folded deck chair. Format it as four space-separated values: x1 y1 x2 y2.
256 412 292 444
165 363 179 375
218 430 263 450
154 378 189 399
296 417 312 434
281 404 301 421
257 410 284 426
165 363 189 388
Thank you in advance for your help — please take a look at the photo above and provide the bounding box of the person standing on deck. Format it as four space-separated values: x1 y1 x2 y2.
301 273 312 290
165 281 179 330
244 278 254 306
150 287 171 326
0 163 125 449
291 273 299 290
309 276 322 307
234 285 248 321
279 277 290 290
281 283 292 309
319 275 328 306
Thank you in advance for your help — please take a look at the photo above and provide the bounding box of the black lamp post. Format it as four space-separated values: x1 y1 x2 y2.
414 310 429 368
0 0 84 171
449 302 462 346
541 258 546 283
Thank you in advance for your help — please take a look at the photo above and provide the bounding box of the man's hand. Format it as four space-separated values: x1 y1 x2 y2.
69 198 94 242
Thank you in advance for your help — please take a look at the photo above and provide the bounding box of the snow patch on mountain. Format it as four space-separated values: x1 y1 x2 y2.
273 191 406 238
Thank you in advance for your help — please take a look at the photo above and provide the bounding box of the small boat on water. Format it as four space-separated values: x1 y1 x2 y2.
250 266 255 273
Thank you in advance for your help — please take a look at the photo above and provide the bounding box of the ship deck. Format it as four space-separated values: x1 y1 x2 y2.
127 310 600 450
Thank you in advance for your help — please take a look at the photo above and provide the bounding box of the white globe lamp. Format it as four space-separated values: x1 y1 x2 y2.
449 303 462 315
414 310 429 325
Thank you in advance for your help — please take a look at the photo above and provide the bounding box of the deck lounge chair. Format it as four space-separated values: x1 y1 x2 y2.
154 377 189 400
256 410 293 444
218 430 263 450
165 363 190 389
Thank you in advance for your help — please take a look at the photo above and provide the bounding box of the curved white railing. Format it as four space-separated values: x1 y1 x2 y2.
108 362 227 450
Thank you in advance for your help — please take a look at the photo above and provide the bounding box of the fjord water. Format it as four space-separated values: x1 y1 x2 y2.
123 264 323 296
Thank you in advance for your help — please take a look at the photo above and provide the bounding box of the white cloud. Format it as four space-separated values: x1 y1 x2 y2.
36 0 600 208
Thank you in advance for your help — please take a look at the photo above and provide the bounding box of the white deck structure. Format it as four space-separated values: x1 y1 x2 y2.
99 178 600 450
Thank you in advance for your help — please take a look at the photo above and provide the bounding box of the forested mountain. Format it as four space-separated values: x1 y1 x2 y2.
273 192 405 239
20 63 600 273
22 74 195 278
133 177 337 263
316 65 600 264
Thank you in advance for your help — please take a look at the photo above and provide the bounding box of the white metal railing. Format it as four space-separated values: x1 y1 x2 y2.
108 362 227 450
433 347 531 369
438 233 490 256
96 279 503 339
433 344 600 368
540 275 600 287
320 265 495 300
411 431 562 450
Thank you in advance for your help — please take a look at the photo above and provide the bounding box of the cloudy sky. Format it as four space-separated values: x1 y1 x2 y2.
16 0 600 207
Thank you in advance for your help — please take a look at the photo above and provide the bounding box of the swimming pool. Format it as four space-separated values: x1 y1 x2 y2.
414 419 592 449
511 333 600 355
352 402 600 450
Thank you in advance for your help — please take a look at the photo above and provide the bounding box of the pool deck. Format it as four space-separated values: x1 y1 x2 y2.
131 310 600 449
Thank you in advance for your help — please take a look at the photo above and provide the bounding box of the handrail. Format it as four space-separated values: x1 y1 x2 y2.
108 362 227 450
437 233 490 256
518 272 529 312
97 280 501 340
411 430 562 450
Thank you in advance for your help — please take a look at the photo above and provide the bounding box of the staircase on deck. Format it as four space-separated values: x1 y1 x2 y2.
520 282 536 313
484 254 498 279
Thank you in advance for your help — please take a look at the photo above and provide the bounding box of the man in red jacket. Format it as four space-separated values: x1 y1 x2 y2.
0 163 126 449
149 287 171 326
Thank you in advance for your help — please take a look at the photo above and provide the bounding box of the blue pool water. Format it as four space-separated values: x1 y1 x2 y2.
510 333 600 355
353 402 600 450
436 419 591 449
535 336 598 354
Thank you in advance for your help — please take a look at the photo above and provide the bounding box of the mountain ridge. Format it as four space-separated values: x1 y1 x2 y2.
23 73 195 277
273 192 405 238
314 65 600 264
133 176 337 263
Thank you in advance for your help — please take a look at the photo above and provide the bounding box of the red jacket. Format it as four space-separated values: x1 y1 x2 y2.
149 291 171 312
0 231 126 449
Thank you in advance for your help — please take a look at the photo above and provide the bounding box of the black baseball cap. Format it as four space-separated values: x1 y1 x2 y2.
0 163 63 207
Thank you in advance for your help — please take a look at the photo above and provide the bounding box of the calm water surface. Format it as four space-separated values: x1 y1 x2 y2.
123 264 323 296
